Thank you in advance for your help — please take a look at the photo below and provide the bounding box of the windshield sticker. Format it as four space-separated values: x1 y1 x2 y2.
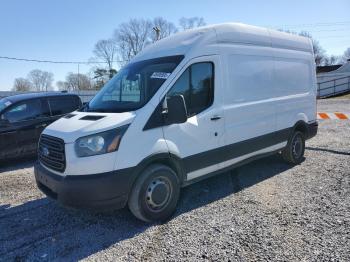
4 101 12 107
150 72 171 79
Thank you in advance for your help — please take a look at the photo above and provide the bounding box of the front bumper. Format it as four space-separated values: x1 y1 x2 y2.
34 162 136 211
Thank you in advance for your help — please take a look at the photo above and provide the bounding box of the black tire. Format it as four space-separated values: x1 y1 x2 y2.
282 131 305 164
128 164 180 222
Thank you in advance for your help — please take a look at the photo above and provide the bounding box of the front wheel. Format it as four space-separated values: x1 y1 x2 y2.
282 131 305 164
128 164 180 222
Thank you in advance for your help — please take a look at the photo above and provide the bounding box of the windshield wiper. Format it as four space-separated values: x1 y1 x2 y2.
79 102 90 112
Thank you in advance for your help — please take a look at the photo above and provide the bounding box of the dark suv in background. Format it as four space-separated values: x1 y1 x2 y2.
0 92 82 160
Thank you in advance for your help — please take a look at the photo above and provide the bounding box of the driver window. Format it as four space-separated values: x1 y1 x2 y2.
168 62 214 117
3 99 42 123
167 68 190 109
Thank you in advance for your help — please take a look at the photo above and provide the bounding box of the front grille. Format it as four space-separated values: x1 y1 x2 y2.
39 134 66 172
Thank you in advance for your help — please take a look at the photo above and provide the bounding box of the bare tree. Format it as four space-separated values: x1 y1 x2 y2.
323 55 341 66
56 80 69 91
64 73 93 91
114 18 153 62
298 31 326 66
179 17 206 31
341 47 350 63
151 17 177 42
12 77 32 91
56 73 92 91
27 69 54 91
93 39 118 71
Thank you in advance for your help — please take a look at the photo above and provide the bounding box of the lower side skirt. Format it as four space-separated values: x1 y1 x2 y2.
186 142 287 181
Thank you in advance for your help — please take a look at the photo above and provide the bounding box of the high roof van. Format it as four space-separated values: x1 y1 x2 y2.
35 23 318 222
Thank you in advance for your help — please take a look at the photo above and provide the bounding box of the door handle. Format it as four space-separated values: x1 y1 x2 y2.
210 116 222 121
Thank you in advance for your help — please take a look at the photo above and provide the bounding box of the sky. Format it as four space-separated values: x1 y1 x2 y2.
0 0 349 91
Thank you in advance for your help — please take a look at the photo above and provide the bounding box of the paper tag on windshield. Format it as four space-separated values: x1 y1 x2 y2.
5 101 12 106
151 72 171 79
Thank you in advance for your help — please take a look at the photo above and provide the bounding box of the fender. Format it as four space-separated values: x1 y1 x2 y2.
292 120 310 138
296 112 309 124
129 152 187 188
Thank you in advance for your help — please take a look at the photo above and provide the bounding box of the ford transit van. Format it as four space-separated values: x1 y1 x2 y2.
35 23 318 222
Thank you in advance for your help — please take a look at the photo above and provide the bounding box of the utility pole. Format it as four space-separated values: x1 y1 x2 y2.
77 63 80 91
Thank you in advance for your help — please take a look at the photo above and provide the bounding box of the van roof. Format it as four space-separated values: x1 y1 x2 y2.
132 23 313 62
3 92 78 104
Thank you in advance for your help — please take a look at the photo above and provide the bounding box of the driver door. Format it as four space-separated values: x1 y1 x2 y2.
162 56 225 181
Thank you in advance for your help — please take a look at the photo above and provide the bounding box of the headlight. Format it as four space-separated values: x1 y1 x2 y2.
75 124 129 157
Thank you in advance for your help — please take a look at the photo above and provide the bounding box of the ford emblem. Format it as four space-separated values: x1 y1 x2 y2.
42 147 50 157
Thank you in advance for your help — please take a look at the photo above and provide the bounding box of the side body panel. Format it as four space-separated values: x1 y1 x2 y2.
193 40 315 180
221 44 277 149
218 44 283 173
272 48 317 130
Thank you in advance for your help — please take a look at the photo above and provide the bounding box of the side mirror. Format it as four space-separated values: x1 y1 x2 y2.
164 95 188 124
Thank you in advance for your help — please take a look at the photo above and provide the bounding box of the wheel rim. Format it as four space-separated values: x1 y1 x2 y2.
292 135 303 159
145 176 172 212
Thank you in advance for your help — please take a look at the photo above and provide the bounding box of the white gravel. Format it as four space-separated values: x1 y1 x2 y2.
0 99 349 261
317 98 350 112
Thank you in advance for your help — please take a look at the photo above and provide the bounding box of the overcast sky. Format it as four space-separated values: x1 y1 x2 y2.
0 0 349 91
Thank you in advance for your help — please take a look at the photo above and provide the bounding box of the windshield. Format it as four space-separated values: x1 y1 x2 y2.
84 55 184 113
0 98 12 113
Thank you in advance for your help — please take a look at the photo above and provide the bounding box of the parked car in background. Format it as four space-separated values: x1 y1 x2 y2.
0 92 82 161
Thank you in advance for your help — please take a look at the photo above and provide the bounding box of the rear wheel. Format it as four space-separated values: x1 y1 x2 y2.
128 164 180 222
282 131 305 164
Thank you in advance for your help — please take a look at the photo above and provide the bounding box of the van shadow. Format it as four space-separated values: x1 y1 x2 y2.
0 154 294 261
177 153 298 213
306 146 350 156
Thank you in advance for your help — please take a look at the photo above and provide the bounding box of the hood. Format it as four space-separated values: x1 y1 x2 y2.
43 111 136 143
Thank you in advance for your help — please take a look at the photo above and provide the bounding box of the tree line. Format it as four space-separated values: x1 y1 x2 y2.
13 69 54 92
12 17 350 92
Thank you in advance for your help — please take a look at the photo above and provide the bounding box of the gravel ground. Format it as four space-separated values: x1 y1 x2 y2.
317 98 350 112
0 99 349 261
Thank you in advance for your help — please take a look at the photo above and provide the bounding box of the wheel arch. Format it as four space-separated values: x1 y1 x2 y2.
128 153 186 194
292 120 309 138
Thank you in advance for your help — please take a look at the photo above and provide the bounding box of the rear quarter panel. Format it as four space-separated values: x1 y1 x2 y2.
273 48 317 131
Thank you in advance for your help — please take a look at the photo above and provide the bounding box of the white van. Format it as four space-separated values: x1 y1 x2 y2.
35 23 318 222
